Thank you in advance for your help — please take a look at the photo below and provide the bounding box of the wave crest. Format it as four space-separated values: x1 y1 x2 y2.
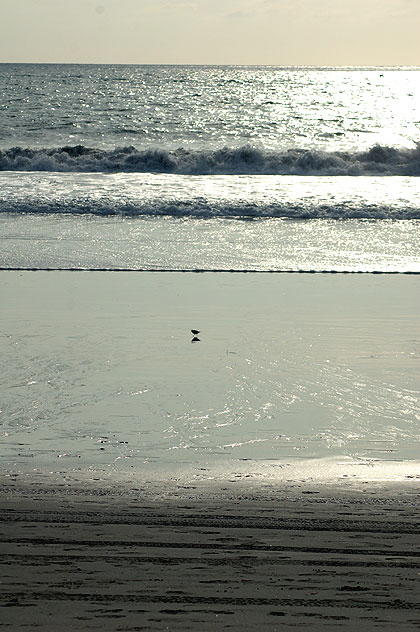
1 143 420 175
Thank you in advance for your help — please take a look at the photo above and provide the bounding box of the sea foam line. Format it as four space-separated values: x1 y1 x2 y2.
1 199 419 220
1 268 418 274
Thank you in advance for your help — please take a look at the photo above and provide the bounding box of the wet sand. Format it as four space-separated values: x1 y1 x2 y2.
1 271 419 480
1 481 420 631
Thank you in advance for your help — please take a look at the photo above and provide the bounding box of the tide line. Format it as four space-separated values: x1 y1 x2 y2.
0 267 419 275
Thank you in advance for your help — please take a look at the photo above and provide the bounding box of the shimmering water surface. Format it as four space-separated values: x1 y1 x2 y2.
1 64 419 152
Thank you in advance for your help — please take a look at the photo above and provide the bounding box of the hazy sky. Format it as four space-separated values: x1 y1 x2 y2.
0 0 419 65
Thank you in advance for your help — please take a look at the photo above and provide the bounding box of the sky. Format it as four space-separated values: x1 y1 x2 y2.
0 0 419 66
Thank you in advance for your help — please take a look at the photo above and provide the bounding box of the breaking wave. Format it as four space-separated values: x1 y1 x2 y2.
1 143 420 176
1 197 419 220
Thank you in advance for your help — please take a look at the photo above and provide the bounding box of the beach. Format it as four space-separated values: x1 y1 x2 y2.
1 481 420 630
1 270 419 630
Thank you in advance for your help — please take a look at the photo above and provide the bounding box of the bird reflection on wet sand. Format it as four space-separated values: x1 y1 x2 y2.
191 329 200 343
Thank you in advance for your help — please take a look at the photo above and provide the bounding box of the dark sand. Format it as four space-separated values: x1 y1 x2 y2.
1 481 419 631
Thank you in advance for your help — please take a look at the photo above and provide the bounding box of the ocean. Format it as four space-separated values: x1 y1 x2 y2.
1 64 420 272
0 64 419 487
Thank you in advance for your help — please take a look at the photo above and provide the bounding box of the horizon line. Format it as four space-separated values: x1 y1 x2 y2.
1 62 419 69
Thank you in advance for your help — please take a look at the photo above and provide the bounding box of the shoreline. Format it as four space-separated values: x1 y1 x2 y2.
1 268 420 274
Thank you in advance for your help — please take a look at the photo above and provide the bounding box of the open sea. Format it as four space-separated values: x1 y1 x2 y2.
0 64 419 487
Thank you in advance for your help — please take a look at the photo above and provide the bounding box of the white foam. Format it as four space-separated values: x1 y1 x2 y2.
1 143 420 176
1 170 419 220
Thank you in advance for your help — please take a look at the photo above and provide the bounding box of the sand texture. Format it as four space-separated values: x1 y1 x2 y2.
1 484 420 631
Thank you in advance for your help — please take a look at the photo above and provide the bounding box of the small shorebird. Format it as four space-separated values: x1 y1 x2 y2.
191 329 200 336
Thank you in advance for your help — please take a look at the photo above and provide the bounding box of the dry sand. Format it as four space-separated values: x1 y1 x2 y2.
1 481 420 631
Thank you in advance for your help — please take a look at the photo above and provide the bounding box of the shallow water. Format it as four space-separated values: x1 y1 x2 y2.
1 211 419 275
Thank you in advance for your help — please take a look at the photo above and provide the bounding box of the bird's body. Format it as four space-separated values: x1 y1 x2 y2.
191 329 200 336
